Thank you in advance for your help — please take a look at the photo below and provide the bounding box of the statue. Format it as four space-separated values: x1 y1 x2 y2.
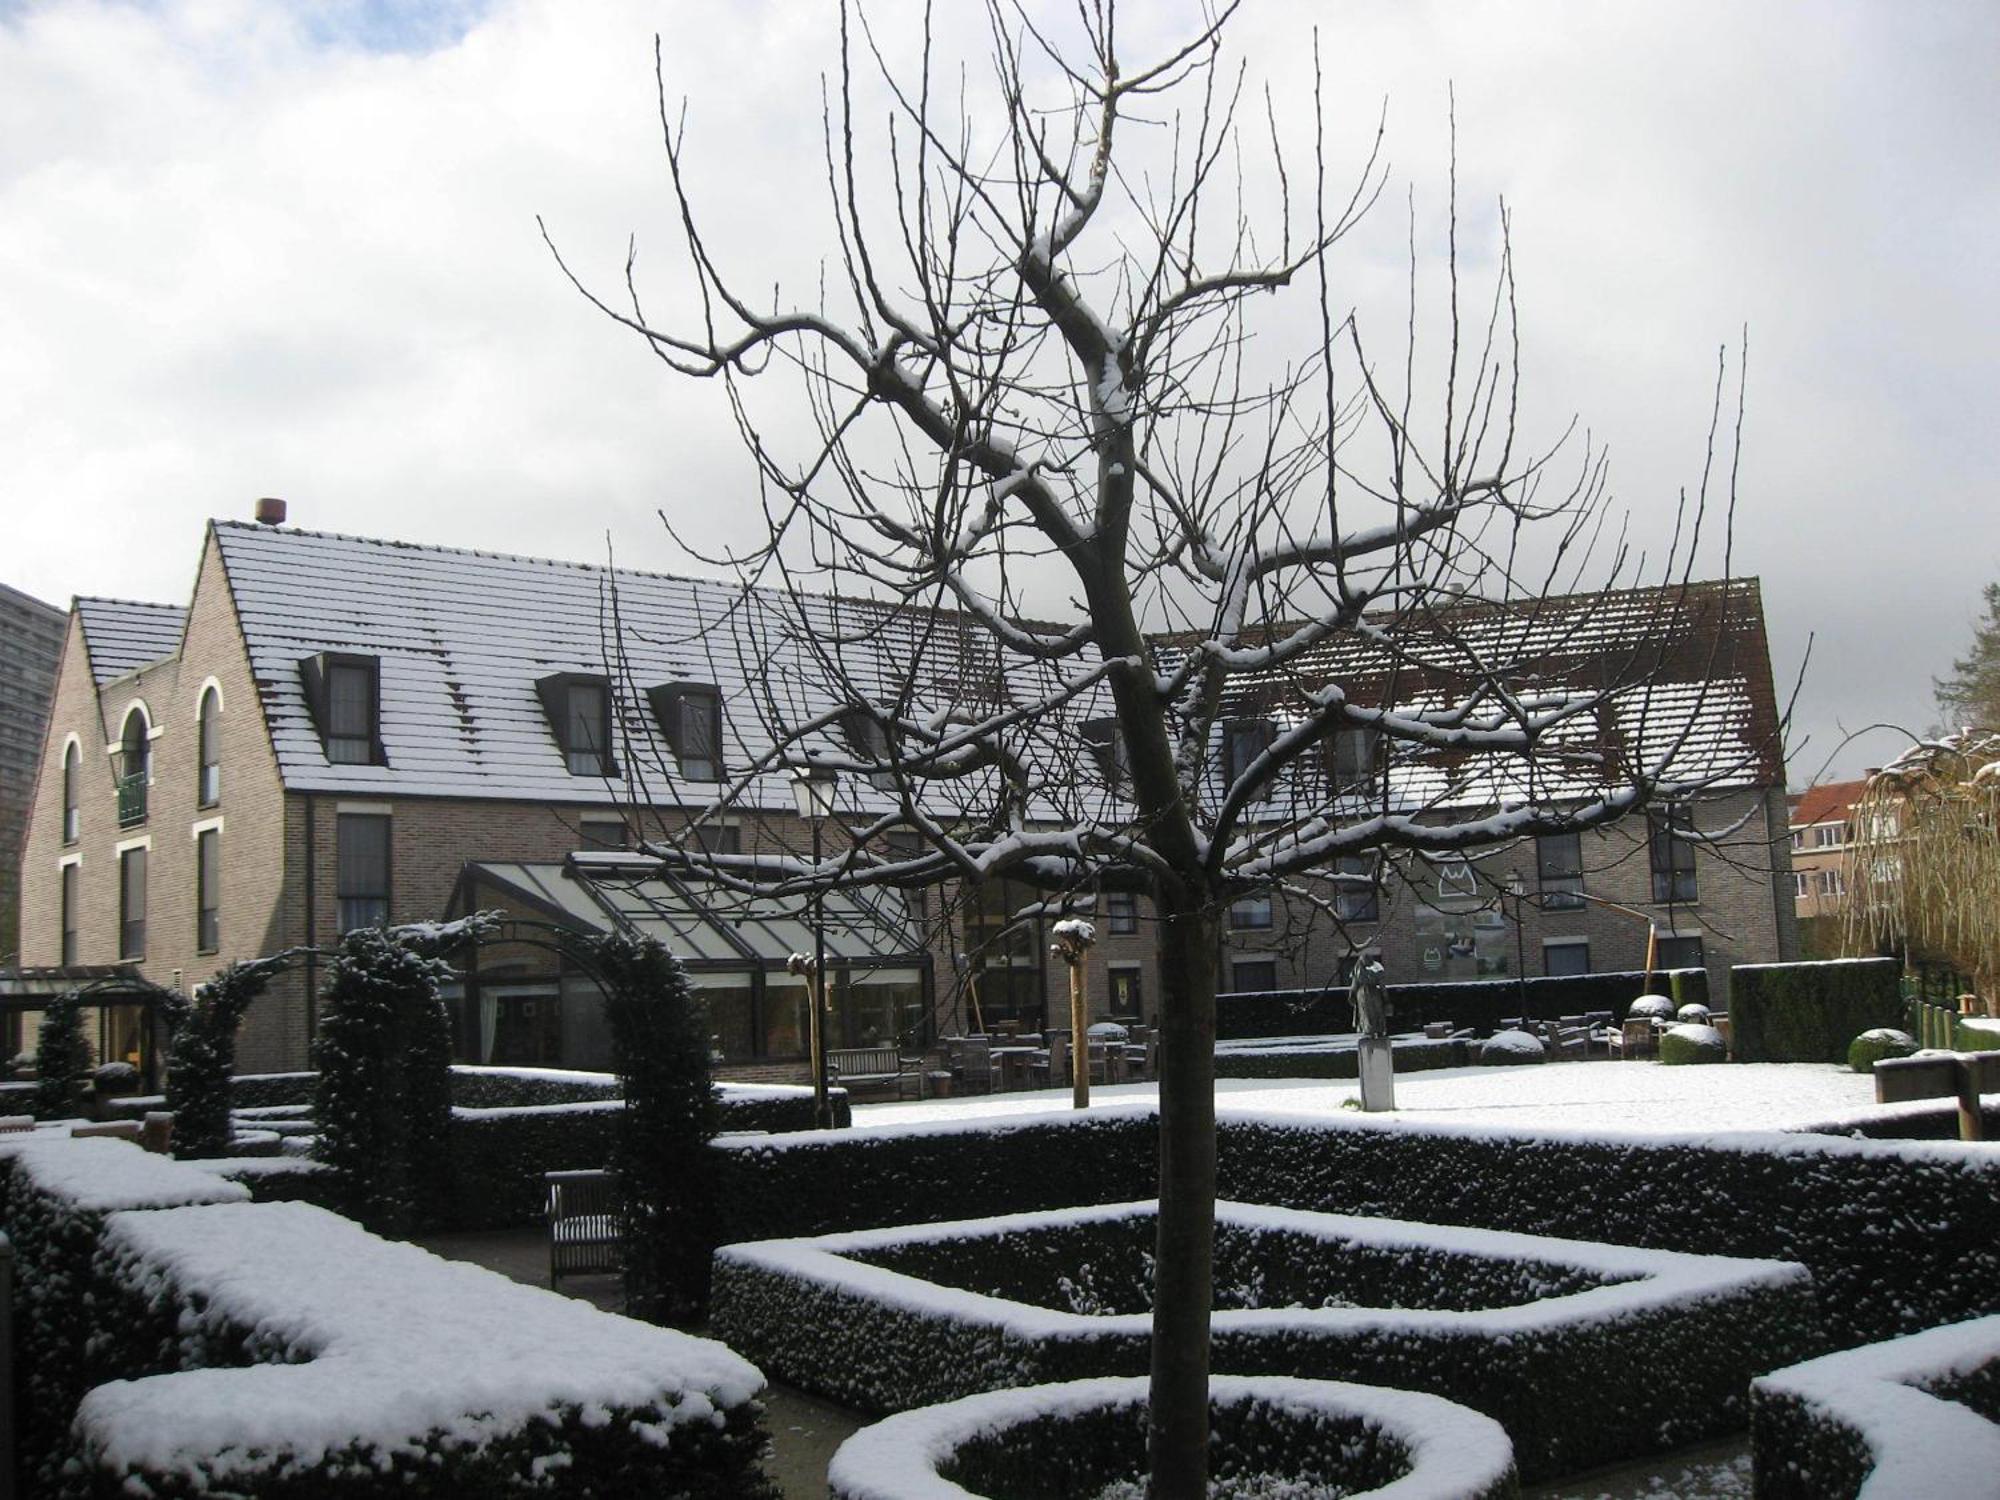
1350 958 1389 1040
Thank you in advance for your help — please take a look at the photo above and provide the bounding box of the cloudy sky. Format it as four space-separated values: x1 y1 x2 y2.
2 0 1993 785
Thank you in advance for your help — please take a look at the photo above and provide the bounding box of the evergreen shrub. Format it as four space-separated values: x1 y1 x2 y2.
32 994 91 1120
1846 1028 1918 1074
165 957 287 1158
1476 1030 1546 1065
1730 958 1903 1063
1658 1023 1727 1065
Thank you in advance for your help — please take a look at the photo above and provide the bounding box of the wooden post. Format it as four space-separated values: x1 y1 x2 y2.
1050 920 1097 1111
1957 1056 1986 1144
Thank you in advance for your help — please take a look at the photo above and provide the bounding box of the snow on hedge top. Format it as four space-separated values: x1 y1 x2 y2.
77 1200 765 1478
722 1198 1807 1345
0 1137 249 1213
1755 1313 2000 1499
1480 1029 1545 1056
827 1374 1514 1500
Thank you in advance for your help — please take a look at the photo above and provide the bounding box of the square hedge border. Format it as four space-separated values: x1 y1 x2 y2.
714 1198 1819 1482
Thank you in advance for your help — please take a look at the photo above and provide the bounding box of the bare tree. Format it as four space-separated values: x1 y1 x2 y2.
546 3 1754 1490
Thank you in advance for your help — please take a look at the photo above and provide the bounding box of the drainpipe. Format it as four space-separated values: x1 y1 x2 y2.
302 793 317 1046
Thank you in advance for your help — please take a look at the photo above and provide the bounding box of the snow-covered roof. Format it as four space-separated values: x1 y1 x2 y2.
73 596 187 686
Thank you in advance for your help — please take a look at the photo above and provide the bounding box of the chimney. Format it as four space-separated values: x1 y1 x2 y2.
255 497 288 527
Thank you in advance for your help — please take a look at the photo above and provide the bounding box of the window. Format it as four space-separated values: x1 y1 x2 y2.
649 684 724 781
1544 939 1591 977
1105 890 1138 935
1229 890 1273 929
1788 829 1805 851
62 741 81 844
196 828 220 953
1817 868 1844 897
1081 718 1127 794
1327 725 1381 792
117 708 150 827
1813 823 1843 848
336 814 391 931
61 862 78 965
1222 719 1276 795
1230 958 1278 994
1793 870 1811 899
197 687 222 806
535 674 614 777
119 846 147 960
1536 832 1584 911
1335 853 1379 922
579 816 628 850
693 822 742 857
1648 807 1698 904
1655 934 1705 971
1109 967 1143 1019
300 653 383 766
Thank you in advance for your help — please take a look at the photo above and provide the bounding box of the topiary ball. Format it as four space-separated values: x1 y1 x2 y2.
1478 1029 1547 1065
1676 1002 1712 1025
1659 1023 1728 1065
1630 994 1676 1021
1847 1027 1919 1074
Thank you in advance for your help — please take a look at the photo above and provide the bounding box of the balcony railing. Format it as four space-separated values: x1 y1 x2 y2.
116 772 148 828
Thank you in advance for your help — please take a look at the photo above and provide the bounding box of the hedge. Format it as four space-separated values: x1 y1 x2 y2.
828 1376 1519 1500
1213 1036 1468 1080
1216 969 1707 1041
1728 957 1903 1063
228 1072 319 1108
717 1199 1819 1482
707 1108 2000 1349
1751 1313 2000 1500
64 1198 777 1499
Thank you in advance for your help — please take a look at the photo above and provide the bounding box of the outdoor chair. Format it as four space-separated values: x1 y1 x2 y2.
546 1169 621 1292
1031 1033 1068 1089
1608 1019 1656 1060
953 1037 996 1094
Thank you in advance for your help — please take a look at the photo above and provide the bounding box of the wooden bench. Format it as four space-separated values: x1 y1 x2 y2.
827 1047 925 1100
546 1169 621 1291
1874 1051 2000 1141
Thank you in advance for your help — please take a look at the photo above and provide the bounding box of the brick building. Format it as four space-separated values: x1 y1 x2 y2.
14 519 1792 1078
1787 780 1868 921
0 580 67 970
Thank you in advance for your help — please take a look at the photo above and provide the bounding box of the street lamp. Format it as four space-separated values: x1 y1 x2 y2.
791 765 839 1129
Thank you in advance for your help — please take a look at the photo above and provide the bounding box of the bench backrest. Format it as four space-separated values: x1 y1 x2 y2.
828 1047 903 1076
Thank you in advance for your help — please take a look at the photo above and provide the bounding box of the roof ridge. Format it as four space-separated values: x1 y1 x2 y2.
75 595 187 612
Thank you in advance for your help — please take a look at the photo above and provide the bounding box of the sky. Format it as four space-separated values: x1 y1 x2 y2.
2 0 1994 787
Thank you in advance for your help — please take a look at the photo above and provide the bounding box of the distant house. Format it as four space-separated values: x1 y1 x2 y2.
13 517 1797 1079
1787 780 1870 922
0 580 66 974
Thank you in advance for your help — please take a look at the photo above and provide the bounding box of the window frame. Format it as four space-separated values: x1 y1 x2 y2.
300 652 386 767
1536 830 1585 911
196 685 222 807
578 815 629 850
1108 966 1143 1019
119 845 147 961
1105 889 1138 935
1228 889 1274 930
1543 938 1592 978
1081 717 1127 795
647 682 725 782
61 739 81 844
1334 853 1379 923
1221 718 1277 797
335 813 392 933
60 860 79 966
1648 806 1699 904
195 826 220 954
1230 957 1279 994
535 673 617 778
1327 724 1382 793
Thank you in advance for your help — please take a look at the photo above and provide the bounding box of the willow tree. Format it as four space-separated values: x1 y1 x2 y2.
1846 730 2000 1014
548 3 1746 1489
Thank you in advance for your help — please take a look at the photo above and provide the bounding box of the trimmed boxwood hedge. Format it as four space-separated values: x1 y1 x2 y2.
1213 1036 1468 1080
718 1200 1819 1481
228 1071 319 1108
708 1108 2000 1349
1728 957 1903 1063
1217 969 1707 1041
829 1376 1519 1500
1751 1314 2000 1500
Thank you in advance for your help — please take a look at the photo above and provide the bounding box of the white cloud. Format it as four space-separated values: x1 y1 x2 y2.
1 0 1994 780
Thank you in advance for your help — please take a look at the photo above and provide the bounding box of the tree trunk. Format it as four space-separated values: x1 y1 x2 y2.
1149 895 1219 1498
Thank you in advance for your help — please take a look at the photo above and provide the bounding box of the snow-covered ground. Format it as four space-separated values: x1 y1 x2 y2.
855 1058 1887 1136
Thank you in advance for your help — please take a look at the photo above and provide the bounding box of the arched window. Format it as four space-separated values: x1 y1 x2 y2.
197 686 222 807
61 740 81 844
117 707 151 828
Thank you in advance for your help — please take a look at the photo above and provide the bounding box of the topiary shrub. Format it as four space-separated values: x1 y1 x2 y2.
1847 1027 1919 1074
594 931 719 1325
1677 1003 1712 1025
1630 994 1676 1022
1477 1029 1545 1066
33 993 92 1121
1730 957 1903 1063
312 926 460 1237
165 956 290 1159
1659 1023 1728 1065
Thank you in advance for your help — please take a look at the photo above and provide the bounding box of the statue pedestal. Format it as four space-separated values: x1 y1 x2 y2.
1358 1036 1396 1112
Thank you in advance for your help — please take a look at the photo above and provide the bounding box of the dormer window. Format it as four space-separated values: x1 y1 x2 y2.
1222 718 1275 798
300 653 385 766
1327 724 1382 793
536 673 616 777
648 683 724 781
1081 717 1127 794
841 708 898 791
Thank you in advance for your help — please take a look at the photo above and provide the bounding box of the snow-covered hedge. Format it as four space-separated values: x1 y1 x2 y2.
229 1070 320 1107
829 1375 1517 1500
1216 967 1707 1041
1217 1113 2000 1348
1729 957 1903 1063
1214 1035 1468 1080
717 1199 1816 1482
1658 1023 1728 1065
67 1199 775 1499
0 1137 251 1488
450 1064 623 1107
1751 1313 2000 1500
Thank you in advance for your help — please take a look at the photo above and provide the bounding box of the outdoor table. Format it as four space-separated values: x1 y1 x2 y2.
990 1045 1041 1092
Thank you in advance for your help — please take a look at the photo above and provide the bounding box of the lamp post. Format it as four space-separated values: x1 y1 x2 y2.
791 765 839 1129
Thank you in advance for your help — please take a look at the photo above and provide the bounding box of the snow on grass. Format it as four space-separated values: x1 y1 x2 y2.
78 1200 765 1480
854 1060 1889 1137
